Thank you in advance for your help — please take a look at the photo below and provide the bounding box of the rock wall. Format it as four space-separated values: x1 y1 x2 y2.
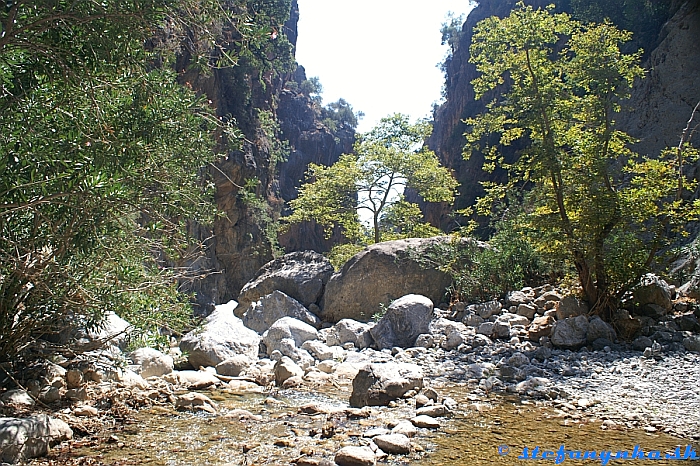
421 0 698 234
179 0 355 313
276 66 355 252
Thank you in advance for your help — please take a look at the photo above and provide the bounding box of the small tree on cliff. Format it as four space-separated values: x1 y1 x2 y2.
287 114 457 245
465 3 699 317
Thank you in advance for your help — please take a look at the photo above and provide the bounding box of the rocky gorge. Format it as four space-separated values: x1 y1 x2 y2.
3 238 700 464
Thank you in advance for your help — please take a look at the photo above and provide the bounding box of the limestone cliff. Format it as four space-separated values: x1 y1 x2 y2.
179 0 354 313
423 0 699 234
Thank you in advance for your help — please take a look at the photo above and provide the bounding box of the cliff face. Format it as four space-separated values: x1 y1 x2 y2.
276 66 355 252
180 0 355 313
424 0 699 234
617 1 700 158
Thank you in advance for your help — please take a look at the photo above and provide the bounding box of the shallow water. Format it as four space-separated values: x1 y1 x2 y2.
69 387 699 466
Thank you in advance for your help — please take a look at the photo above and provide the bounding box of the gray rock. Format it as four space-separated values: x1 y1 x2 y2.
1 390 34 407
370 294 433 349
555 296 589 320
335 446 376 466
462 313 485 327
275 338 315 369
391 420 418 438
180 301 261 368
507 352 530 367
0 415 72 463
175 392 218 414
164 370 220 389
517 303 537 320
215 355 253 377
507 289 536 306
414 334 435 348
373 433 411 454
349 362 424 407
477 322 495 336
129 347 174 378
262 317 319 356
492 320 511 339
469 300 502 319
631 335 654 351
586 316 616 343
550 315 589 349
327 319 374 349
274 357 304 385
633 273 673 316
242 290 321 334
363 427 391 438
527 315 555 341
321 237 476 322
301 340 344 361
411 415 440 429
416 405 448 417
38 387 60 404
442 330 464 350
683 335 700 352
237 251 334 313
87 311 133 349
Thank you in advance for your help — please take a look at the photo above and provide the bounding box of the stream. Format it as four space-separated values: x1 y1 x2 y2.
66 385 699 465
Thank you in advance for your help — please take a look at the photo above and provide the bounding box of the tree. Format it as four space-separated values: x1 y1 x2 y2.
464 4 698 317
287 114 457 245
0 0 275 360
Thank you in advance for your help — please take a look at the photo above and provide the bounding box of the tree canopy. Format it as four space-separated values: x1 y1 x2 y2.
464 3 699 316
0 0 285 360
287 114 457 246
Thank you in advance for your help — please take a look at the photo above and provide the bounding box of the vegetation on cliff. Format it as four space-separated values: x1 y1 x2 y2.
286 114 457 266
463 3 699 316
0 0 291 361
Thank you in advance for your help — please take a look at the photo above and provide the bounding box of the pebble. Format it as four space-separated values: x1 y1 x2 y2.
73 405 99 417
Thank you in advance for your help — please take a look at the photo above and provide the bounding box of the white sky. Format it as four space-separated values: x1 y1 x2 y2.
295 1 475 134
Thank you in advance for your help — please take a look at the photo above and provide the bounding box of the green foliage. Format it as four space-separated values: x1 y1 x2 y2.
0 0 270 361
287 114 458 245
440 11 467 53
321 98 364 131
464 3 699 315
570 0 669 51
239 178 283 257
410 232 549 304
300 77 323 96
326 243 366 272
257 109 290 168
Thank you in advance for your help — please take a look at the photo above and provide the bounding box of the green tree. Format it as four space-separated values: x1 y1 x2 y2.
0 0 272 360
322 98 364 131
465 3 698 317
287 114 457 245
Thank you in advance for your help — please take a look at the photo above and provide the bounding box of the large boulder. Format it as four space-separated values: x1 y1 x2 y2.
370 295 433 349
555 296 589 320
326 319 374 349
261 317 319 356
0 415 72 463
632 273 673 317
321 237 472 322
349 362 424 407
129 348 174 378
586 316 616 343
242 290 321 334
180 301 261 368
87 311 133 349
236 251 333 315
550 315 589 349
